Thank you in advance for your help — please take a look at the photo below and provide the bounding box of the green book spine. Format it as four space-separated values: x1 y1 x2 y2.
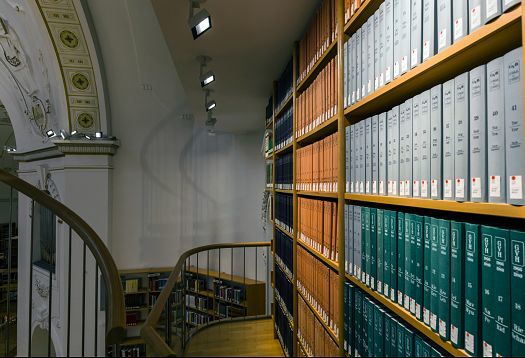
390 211 398 302
344 283 349 352
371 208 378 289
438 219 451 340
398 212 405 306
430 217 440 332
348 284 354 355
397 322 405 357
368 300 375 356
409 214 418 315
362 297 369 356
404 213 412 311
391 317 398 356
464 223 481 356
374 306 384 357
363 207 369 284
481 225 496 356
355 290 362 356
415 215 424 321
383 210 391 298
423 216 432 326
404 326 414 357
384 312 391 357
415 336 423 357
420 338 432 357
450 221 465 348
493 227 511 357
511 230 525 357
430 346 443 357
378 209 384 294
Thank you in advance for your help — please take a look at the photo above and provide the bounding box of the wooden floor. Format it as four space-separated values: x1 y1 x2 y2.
184 318 284 357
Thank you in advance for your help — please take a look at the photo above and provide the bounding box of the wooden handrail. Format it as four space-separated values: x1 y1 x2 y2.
141 241 271 357
0 168 126 345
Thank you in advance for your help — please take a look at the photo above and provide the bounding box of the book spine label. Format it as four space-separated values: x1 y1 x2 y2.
366 117 372 194
400 0 411 74
452 0 468 42
437 0 452 52
423 217 432 326
454 72 470 201
379 4 386 88
504 47 524 205
485 0 502 22
393 0 402 79
469 64 488 202
379 112 388 195
438 219 451 340
398 212 405 305
464 223 481 356
503 0 521 12
450 221 465 348
412 95 421 197
469 0 485 33
430 84 443 199
422 0 436 61
410 0 422 68
511 230 525 356
372 115 379 194
481 226 496 356
385 0 394 83
405 98 413 197
420 90 432 197
493 227 511 357
443 79 455 200
487 56 506 203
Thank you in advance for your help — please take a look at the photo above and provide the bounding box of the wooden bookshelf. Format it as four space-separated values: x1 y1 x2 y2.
344 5 522 120
344 273 469 357
275 94 294 119
346 193 525 219
344 0 383 35
297 40 338 93
275 142 293 156
297 191 338 199
297 289 339 344
296 114 338 146
275 188 293 195
297 240 338 273
275 223 293 239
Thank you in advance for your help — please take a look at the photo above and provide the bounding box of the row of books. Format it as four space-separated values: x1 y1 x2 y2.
118 346 143 357
297 133 339 192
275 264 293 323
266 96 273 127
275 298 294 357
123 278 140 293
297 0 337 84
147 274 168 291
265 161 273 188
275 107 293 151
214 282 243 304
344 283 444 357
275 152 293 190
343 0 521 107
186 294 208 311
217 302 245 318
185 275 206 293
345 47 524 204
344 204 525 356
275 193 293 234
186 310 209 326
298 197 339 263
124 294 146 310
296 57 338 138
297 245 340 337
275 228 293 276
264 129 273 157
275 59 293 113
343 0 365 24
298 294 340 357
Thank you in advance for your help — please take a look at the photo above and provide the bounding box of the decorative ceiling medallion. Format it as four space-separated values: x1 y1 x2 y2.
71 72 88 90
59 29 78 48
77 112 93 128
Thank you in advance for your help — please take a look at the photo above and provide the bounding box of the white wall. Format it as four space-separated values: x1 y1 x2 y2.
87 0 266 270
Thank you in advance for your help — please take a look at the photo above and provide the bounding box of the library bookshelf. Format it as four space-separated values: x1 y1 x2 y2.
266 0 525 357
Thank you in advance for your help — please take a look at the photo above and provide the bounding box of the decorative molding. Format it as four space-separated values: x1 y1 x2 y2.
35 0 102 132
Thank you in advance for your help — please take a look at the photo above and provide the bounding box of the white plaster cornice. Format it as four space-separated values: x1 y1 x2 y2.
12 139 119 162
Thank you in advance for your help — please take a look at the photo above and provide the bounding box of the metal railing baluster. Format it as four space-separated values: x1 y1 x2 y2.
82 242 86 357
6 187 13 356
47 231 53 357
28 200 35 358
67 227 72 357
94 264 99 357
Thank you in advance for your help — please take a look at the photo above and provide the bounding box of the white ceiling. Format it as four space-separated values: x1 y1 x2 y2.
151 0 319 133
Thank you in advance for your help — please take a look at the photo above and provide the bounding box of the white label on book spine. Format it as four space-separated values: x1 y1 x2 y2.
386 67 392 82
483 341 493 357
454 18 463 41
373 181 377 194
489 175 501 197
421 180 428 197
411 49 418 67
439 319 447 337
456 179 465 198
471 177 482 198
423 41 430 59
451 325 458 344
444 179 453 198
414 180 420 196
380 181 385 194
510 175 523 199
439 29 447 49
423 308 429 325
394 62 400 77
471 6 481 28
401 56 408 72
486 0 498 18
431 179 438 197
400 181 405 196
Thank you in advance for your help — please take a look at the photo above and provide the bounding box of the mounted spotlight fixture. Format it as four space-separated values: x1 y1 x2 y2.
46 129 56 138
197 55 215 88
188 0 212 40
204 89 216 112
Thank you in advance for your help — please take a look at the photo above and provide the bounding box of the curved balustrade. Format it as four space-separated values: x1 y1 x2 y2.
0 168 125 356
141 242 272 357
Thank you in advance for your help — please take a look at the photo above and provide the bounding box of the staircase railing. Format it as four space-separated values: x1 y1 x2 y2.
0 168 125 356
141 242 272 356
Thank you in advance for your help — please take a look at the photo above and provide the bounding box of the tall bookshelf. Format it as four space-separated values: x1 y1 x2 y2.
267 0 525 357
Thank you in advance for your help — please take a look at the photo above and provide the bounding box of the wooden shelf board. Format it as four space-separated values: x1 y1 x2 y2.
346 193 525 219
275 188 293 195
121 336 145 346
274 94 293 119
345 273 469 357
186 266 264 285
297 289 339 345
266 120 273 129
274 288 294 330
124 289 149 295
297 41 338 93
344 0 383 35
297 240 338 272
275 142 293 156
296 114 338 146
275 223 293 239
297 190 338 199
344 5 522 120
186 289 214 299
275 258 293 284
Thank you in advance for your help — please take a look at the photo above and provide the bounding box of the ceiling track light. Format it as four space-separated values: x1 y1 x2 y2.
46 129 56 138
204 89 216 112
197 55 215 88
188 0 212 40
